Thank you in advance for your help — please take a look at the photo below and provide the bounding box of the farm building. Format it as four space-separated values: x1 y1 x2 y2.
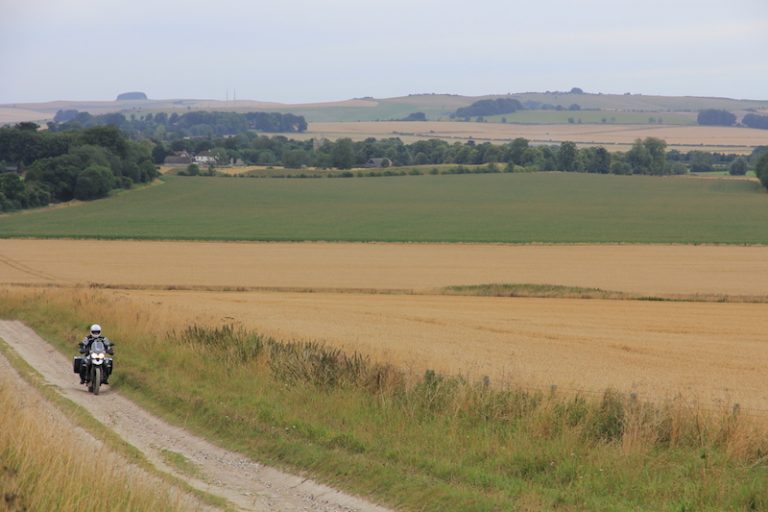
364 158 390 168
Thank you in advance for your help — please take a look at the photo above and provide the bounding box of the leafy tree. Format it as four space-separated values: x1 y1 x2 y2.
626 139 651 174
688 151 714 172
505 138 530 166
26 154 82 201
16 122 39 132
729 157 748 176
643 137 667 175
0 126 43 166
0 173 25 211
331 138 355 169
24 181 52 208
81 125 128 158
257 150 277 165
749 146 768 167
74 165 114 200
557 141 578 172
625 138 667 174
583 146 611 174
138 160 159 182
151 144 168 164
757 153 768 189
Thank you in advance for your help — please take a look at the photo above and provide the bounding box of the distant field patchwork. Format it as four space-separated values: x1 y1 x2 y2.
303 122 768 151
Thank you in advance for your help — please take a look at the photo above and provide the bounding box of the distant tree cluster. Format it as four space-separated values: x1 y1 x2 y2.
399 112 427 121
697 109 737 126
116 91 148 101
452 98 523 119
0 123 158 211
742 113 768 130
49 110 308 139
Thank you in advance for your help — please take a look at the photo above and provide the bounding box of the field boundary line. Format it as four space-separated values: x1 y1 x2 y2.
3 281 768 304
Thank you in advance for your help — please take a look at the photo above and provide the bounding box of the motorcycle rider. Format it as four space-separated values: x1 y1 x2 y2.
78 324 114 385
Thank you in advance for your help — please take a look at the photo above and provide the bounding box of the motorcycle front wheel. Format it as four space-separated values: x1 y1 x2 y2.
91 366 101 395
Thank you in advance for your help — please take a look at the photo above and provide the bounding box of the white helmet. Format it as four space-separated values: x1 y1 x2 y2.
90 324 102 336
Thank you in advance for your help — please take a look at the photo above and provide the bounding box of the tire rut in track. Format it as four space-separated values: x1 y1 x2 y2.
0 320 391 512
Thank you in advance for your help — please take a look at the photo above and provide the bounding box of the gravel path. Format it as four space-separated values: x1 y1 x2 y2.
0 320 392 512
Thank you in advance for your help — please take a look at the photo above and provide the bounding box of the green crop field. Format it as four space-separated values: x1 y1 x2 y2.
1 173 766 244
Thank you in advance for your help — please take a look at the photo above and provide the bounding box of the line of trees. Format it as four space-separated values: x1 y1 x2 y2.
0 123 158 211
49 110 308 139
697 109 768 130
3 122 765 215
160 131 765 181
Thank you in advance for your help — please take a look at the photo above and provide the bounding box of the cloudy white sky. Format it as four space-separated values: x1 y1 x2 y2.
1 0 766 104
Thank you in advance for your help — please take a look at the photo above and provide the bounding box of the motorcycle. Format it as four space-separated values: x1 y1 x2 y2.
73 340 113 395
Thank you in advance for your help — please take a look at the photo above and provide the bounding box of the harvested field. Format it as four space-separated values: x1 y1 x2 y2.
2 239 768 411
305 121 768 152
2 239 768 297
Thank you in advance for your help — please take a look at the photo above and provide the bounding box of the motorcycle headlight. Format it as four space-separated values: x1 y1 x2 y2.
93 353 105 360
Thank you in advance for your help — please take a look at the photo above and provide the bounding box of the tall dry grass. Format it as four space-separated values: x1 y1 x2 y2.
2 285 768 510
0 364 203 512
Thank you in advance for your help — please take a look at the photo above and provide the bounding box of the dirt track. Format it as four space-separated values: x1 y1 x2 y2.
0 320 391 512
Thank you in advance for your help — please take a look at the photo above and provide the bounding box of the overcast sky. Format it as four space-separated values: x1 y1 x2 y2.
1 0 766 104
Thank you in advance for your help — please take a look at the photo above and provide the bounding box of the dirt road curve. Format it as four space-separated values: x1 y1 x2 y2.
0 320 391 512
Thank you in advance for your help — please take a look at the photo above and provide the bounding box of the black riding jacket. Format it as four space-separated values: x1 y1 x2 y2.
78 335 114 355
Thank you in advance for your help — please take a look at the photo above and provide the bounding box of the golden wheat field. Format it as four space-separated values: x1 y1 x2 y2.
2 239 768 410
305 121 768 152
2 239 768 296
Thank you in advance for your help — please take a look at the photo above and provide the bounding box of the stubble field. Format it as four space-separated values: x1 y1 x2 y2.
303 121 768 152
2 239 768 410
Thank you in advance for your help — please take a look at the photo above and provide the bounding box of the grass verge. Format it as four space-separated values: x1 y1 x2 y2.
439 283 768 303
441 283 631 300
0 335 230 511
2 287 768 511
